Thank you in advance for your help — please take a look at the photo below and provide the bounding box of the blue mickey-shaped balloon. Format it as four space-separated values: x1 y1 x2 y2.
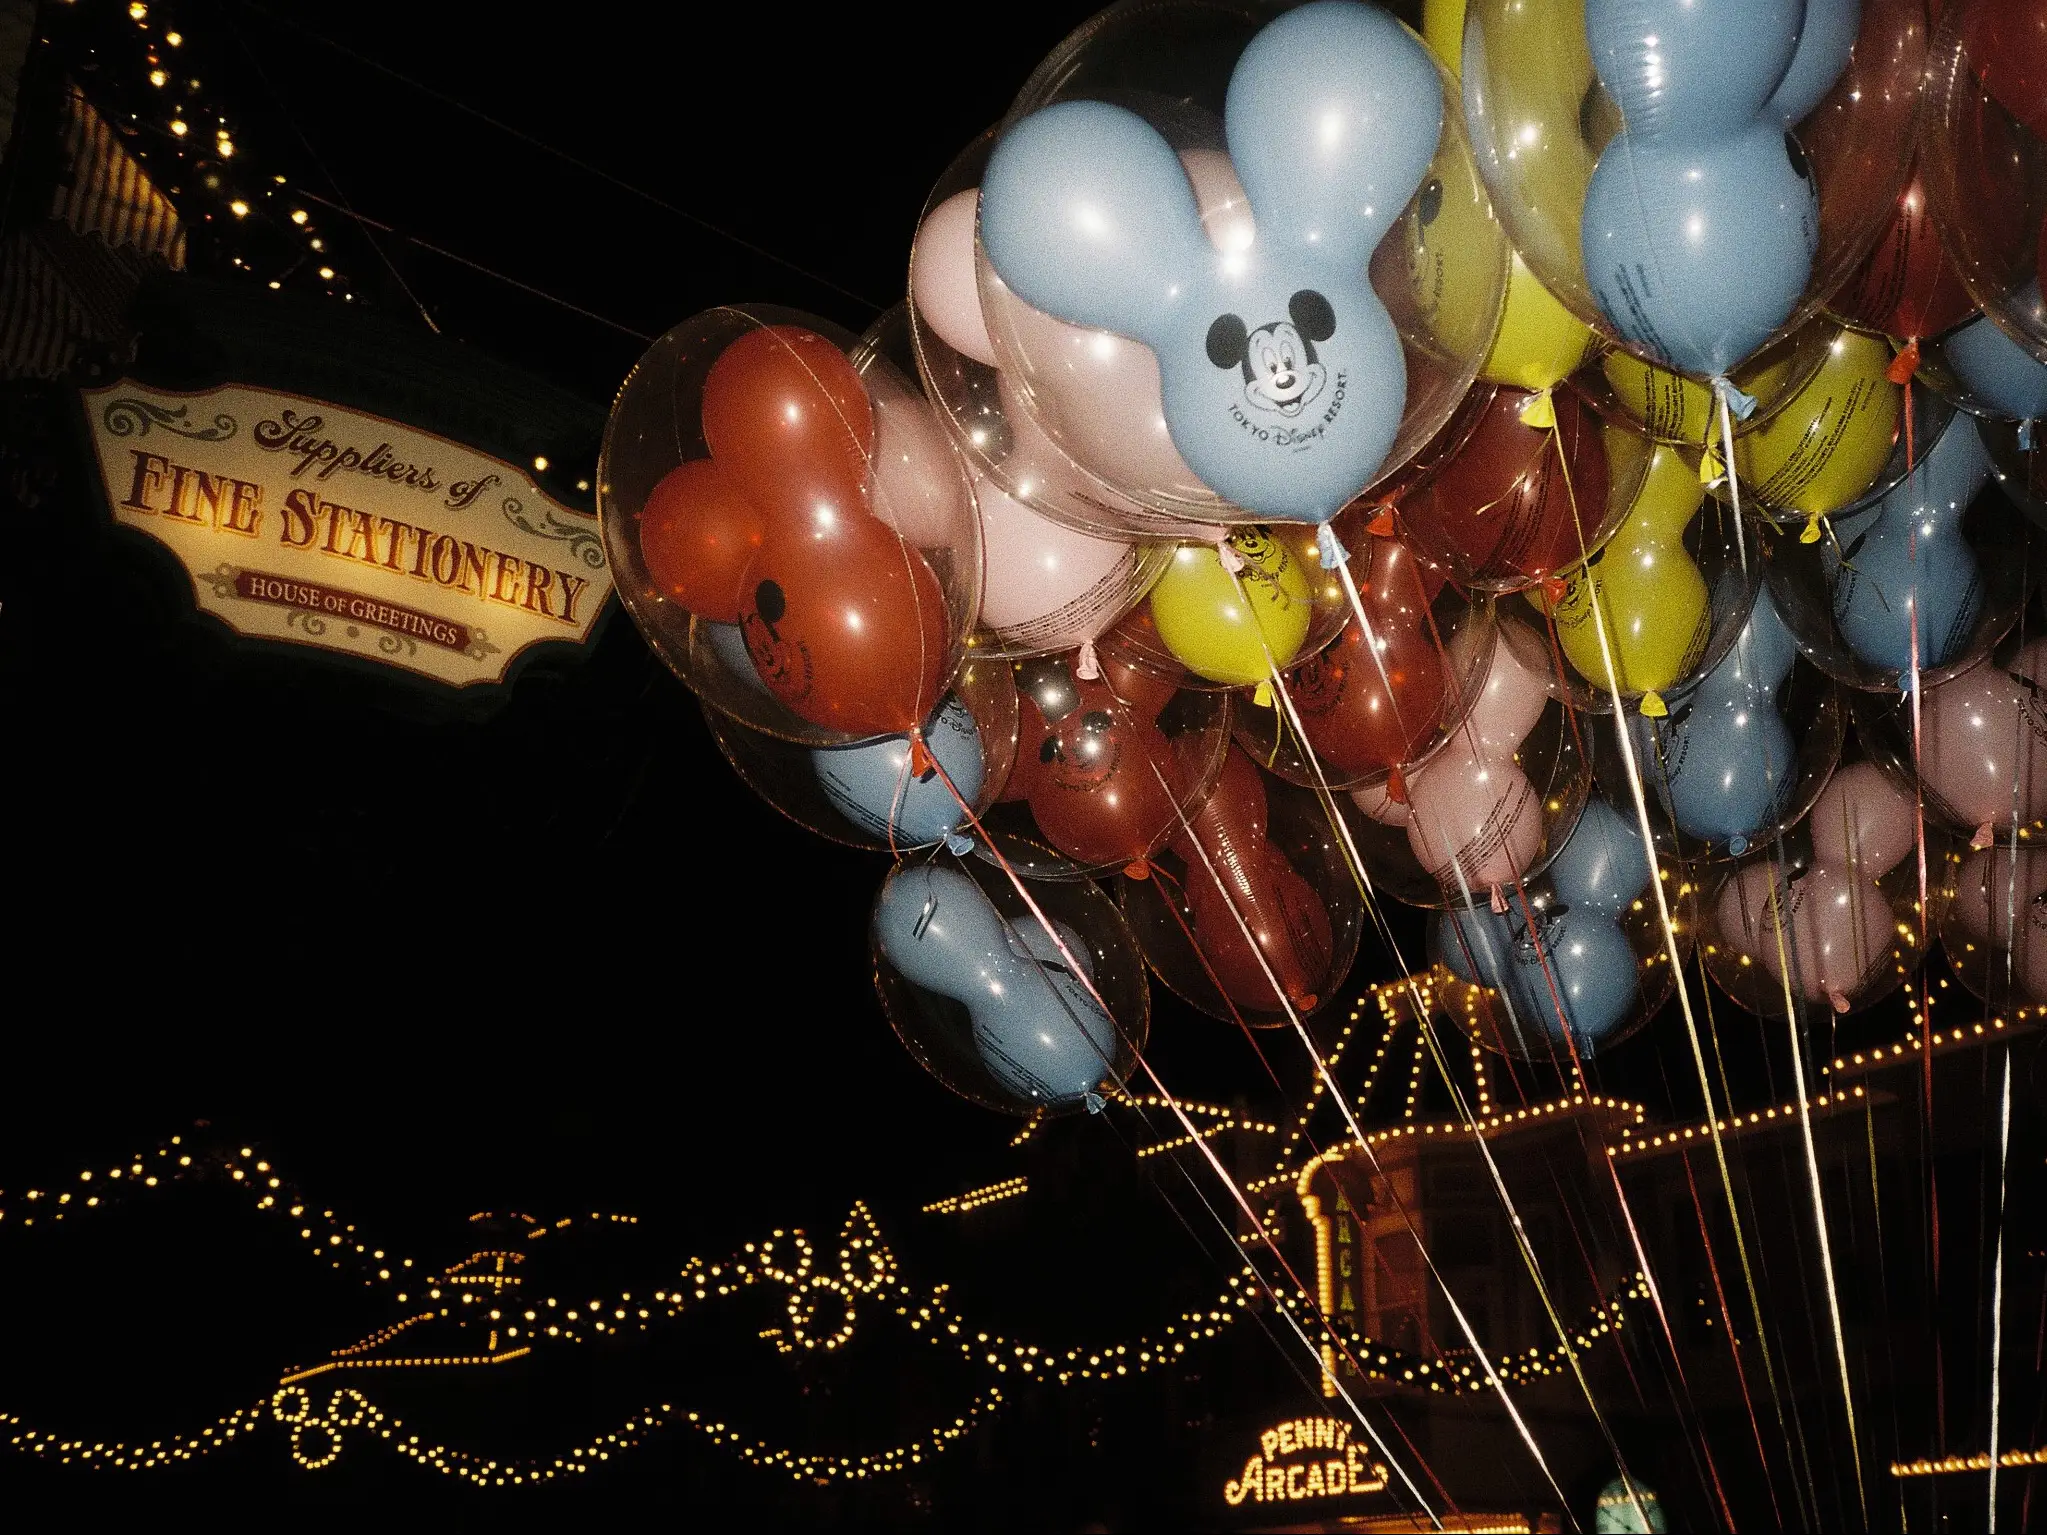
812 696 984 851
1579 0 1840 377
1631 586 1798 855
979 0 1441 525
1437 800 1650 1056
1945 285 2047 423
1767 0 1862 128
873 864 1119 1110
1825 410 1991 680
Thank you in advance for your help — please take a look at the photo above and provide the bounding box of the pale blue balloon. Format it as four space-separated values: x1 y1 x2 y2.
874 865 1118 1109
1768 0 1860 127
811 696 984 849
1631 586 1797 853
1581 124 1817 377
1437 897 1640 1056
703 619 773 697
1826 412 1991 676
1946 289 2047 421
979 1 1441 524
1584 0 1804 138
1546 799 1650 921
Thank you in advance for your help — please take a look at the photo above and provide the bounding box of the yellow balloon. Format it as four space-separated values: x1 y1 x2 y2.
1481 251 1595 392
1422 0 1466 71
1601 333 1816 445
1149 528 1313 687
1460 0 1597 296
1732 329 1901 518
1543 444 1710 699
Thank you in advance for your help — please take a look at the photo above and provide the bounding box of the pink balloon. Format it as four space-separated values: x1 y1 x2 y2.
995 372 1215 539
1919 638 2047 834
1946 845 2047 1003
977 475 1148 650
1349 779 1411 827
1717 863 1894 1007
1805 762 1916 877
1397 617 1553 891
867 369 973 548
910 188 996 367
980 150 1259 515
1403 741 1544 892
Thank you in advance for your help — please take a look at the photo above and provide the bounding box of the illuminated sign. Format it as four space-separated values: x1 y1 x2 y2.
84 384 611 688
1222 1416 1387 1507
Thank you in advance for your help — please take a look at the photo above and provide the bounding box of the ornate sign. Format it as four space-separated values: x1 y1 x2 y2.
1222 1415 1387 1507
83 384 611 687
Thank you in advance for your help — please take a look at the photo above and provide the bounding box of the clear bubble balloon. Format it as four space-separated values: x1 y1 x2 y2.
1940 840 2047 1009
975 0 1508 528
1762 408 2033 695
1433 795 1689 1061
600 305 983 745
1923 0 2047 368
1338 613 1592 906
1462 0 1923 380
872 851 1149 1116
704 658 1019 854
1703 760 1935 1016
1118 745 1364 1027
1237 531 1494 792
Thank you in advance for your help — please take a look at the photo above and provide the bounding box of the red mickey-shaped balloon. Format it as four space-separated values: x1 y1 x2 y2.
739 505 948 738
1834 166 1977 342
702 325 875 525
1015 657 1185 871
637 457 765 624
1171 747 1334 1014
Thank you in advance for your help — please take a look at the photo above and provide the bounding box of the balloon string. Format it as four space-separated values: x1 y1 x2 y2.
917 752 1449 1525
1238 645 1622 1531
1140 857 1289 1097
1682 1144 1786 1529
1755 851 1870 1526
1987 1049 2013 1531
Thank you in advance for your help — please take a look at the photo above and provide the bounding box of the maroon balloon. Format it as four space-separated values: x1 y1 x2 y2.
1965 0 2047 141
1015 657 1184 872
1833 166 1977 341
1170 747 1334 1013
1396 386 1610 590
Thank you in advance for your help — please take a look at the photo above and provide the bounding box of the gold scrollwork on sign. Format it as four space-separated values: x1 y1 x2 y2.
102 397 238 442
501 496 604 569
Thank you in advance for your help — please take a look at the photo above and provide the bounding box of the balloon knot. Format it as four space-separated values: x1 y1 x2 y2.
1123 860 1152 880
1365 505 1398 538
1726 834 1749 857
1799 512 1825 545
1251 679 1274 709
1639 690 1667 718
1827 989 1851 1016
2022 419 2038 452
1386 766 1408 804
1972 822 1996 851
1315 522 1351 569
1886 340 1921 385
1081 1091 1106 1115
1293 991 1320 1013
1215 537 1247 575
1074 639 1101 681
1540 575 1570 605
1710 375 1758 420
944 832 976 857
1516 388 1557 430
1488 883 1509 915
908 733 936 780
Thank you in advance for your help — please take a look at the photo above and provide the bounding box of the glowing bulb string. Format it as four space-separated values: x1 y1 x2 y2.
1111 638 1574 1527
1987 1048 2013 1531
1538 409 1751 1522
914 752 1450 1529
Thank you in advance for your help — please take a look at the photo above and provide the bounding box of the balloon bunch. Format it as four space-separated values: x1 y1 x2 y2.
601 0 2047 1124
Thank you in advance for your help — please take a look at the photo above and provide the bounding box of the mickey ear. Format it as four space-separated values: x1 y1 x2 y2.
1206 313 1249 369
980 100 1214 345
1288 290 1336 343
1224 3 1443 262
